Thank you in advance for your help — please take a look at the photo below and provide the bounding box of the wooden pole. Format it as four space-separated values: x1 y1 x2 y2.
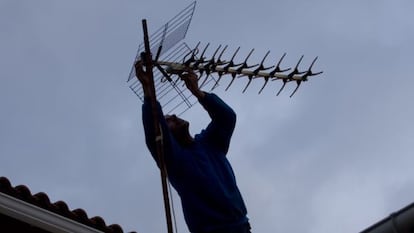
142 19 174 233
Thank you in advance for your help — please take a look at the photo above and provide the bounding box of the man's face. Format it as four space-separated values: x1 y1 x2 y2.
165 114 189 135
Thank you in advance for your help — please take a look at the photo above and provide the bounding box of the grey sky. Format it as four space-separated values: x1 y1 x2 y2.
1 1 414 233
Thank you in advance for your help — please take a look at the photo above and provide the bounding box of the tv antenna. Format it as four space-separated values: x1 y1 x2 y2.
127 2 323 233
128 4 323 116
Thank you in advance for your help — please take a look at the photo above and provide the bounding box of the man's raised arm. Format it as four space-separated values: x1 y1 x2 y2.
180 70 236 154
136 61 172 167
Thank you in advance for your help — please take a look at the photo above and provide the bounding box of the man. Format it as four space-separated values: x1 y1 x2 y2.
136 60 251 233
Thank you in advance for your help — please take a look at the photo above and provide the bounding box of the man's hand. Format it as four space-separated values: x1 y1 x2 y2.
135 60 154 98
180 69 205 100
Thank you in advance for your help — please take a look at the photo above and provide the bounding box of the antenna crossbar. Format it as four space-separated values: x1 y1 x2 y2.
157 60 308 81
155 46 323 97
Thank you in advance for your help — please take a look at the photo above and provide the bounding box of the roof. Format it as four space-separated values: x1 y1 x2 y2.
359 202 414 233
0 176 137 233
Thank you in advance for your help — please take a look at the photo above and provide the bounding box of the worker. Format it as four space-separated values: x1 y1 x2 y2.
136 60 251 233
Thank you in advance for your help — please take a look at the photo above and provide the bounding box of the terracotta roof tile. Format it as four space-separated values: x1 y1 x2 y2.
0 176 137 233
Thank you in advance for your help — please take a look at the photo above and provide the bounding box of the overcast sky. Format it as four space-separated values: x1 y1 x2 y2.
1 1 414 233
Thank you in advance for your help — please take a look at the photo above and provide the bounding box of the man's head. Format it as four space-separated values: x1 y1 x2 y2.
165 114 193 146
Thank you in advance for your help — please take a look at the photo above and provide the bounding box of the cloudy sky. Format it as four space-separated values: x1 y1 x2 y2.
1 1 414 233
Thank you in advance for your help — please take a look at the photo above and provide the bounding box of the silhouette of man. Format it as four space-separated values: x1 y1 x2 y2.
136 60 251 233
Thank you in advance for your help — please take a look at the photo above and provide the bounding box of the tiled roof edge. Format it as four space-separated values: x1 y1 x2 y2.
0 176 137 233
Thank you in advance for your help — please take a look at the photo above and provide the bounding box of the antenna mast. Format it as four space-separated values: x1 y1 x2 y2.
141 19 174 233
129 2 197 233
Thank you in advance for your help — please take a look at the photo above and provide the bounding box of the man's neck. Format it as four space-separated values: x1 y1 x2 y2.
178 135 194 147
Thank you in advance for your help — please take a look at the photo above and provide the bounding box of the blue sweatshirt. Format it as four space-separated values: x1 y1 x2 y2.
142 93 248 233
